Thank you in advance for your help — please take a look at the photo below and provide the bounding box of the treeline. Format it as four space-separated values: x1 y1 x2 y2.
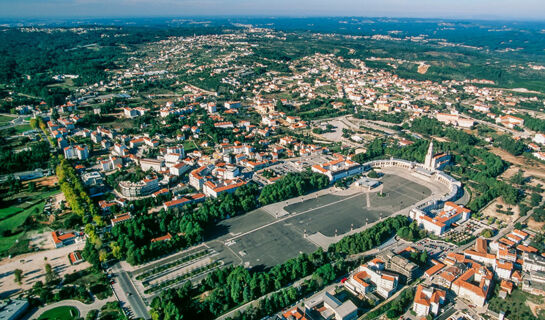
354 110 408 124
110 183 260 265
150 216 409 320
493 134 525 156
410 117 478 146
332 215 410 254
520 114 545 133
110 171 332 265
56 159 99 221
259 171 329 205
352 138 430 164
438 141 520 211
0 140 50 174
397 221 427 242
151 250 336 319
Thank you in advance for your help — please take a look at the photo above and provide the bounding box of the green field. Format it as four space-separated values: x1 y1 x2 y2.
12 124 33 133
0 115 16 125
0 123 33 135
0 189 60 254
0 202 45 232
0 207 23 220
0 202 45 252
38 306 80 320
183 140 198 153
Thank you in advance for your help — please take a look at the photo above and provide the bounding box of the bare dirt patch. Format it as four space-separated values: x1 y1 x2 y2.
0 242 90 295
52 192 66 210
22 175 59 188
526 300 545 318
528 217 545 232
481 197 519 224
417 64 430 74
490 147 545 180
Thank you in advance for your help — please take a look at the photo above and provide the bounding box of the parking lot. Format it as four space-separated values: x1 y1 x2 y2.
413 238 457 259
206 173 433 269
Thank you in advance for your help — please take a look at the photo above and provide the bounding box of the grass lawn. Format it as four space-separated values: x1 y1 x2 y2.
0 189 60 255
0 115 16 125
0 207 23 220
183 140 198 153
38 306 80 320
0 202 45 234
0 233 23 254
12 124 33 133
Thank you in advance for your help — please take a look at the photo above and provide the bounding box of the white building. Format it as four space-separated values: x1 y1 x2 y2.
311 154 364 182
412 285 446 317
304 292 358 320
410 202 471 236
534 134 545 145
169 162 191 176
436 113 474 128
63 145 89 160
224 101 241 109
451 264 493 307
203 180 246 198
344 258 399 299
140 158 164 172
119 177 159 197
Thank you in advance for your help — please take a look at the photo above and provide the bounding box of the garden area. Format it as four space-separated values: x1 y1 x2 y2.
30 267 113 307
38 306 79 320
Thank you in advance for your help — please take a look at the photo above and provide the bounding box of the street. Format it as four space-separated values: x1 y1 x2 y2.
111 263 151 319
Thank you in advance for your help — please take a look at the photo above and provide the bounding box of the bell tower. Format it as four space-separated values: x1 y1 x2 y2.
424 140 434 170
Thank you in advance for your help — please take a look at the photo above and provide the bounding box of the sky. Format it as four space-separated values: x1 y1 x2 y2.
0 0 544 20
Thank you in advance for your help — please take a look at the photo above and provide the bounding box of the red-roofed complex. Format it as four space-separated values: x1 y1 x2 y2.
311 154 364 182
412 285 446 317
51 231 83 248
410 202 471 235
451 263 493 307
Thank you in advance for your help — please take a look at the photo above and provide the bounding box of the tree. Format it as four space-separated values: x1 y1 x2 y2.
27 181 36 192
45 263 56 283
509 169 525 185
14 269 23 284
368 170 380 179
420 251 428 264
481 229 494 238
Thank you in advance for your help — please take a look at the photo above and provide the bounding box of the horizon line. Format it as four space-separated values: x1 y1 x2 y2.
1 15 545 23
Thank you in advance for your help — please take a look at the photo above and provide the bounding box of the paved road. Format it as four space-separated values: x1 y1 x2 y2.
28 297 115 319
112 263 151 319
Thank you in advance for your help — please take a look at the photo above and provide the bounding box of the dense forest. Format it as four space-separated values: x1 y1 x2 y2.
258 171 329 205
0 140 51 174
